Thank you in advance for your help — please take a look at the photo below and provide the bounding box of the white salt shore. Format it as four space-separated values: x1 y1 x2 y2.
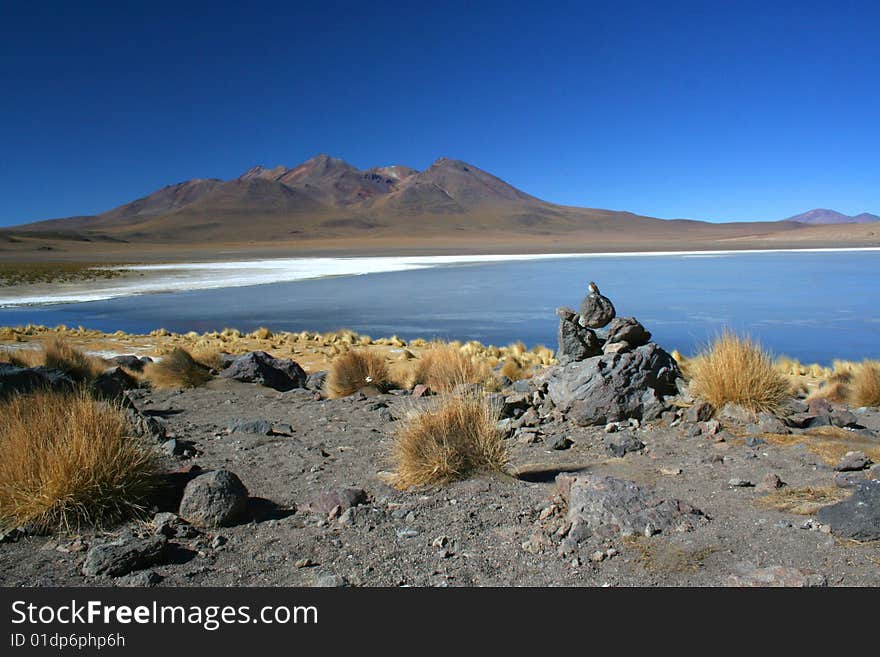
1 247 878 308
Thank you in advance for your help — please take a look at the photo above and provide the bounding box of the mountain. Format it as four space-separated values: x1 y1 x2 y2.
783 209 880 225
3 155 878 254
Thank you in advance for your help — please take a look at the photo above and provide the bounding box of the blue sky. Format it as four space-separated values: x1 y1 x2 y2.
1 1 878 226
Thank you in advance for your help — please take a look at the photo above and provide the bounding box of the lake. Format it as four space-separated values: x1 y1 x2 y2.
0 250 877 364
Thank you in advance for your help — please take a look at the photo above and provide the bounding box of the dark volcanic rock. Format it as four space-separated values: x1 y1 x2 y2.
228 418 274 435
604 317 651 348
178 470 249 528
604 433 645 457
125 405 167 442
546 343 682 426
0 363 75 398
220 351 307 391
82 535 167 578
556 307 602 365
818 479 880 540
578 283 616 328
92 366 139 400
112 355 152 372
564 475 706 539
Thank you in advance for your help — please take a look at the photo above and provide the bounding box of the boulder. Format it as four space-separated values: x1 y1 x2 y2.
92 366 139 400
227 418 274 435
0 363 75 399
546 343 682 426
82 535 167 578
178 470 249 528
563 475 706 540
578 282 616 328
220 351 307 391
604 317 651 348
604 432 645 457
556 307 602 365
124 405 166 442
685 400 715 423
817 479 880 540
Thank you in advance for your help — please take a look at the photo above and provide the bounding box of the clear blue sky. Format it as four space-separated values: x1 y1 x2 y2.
1 0 878 226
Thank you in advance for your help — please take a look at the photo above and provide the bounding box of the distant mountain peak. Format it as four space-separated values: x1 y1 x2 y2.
784 208 880 224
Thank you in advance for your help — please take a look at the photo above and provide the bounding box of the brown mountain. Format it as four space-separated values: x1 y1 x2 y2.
3 155 878 257
783 209 880 225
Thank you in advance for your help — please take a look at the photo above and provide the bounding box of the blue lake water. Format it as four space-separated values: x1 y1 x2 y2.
0 251 877 364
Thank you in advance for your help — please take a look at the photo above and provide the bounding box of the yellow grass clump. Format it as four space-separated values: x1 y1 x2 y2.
0 390 158 531
325 350 390 398
688 331 790 413
410 343 492 393
0 338 106 382
851 360 880 407
144 347 213 389
390 393 508 489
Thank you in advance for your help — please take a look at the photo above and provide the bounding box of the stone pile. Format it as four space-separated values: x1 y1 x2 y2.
546 282 682 426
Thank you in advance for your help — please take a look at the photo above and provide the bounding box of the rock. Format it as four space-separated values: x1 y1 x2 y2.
314 571 348 587
747 412 789 435
604 317 651 348
830 409 860 428
82 535 167 578
220 351 307 391
178 470 249 528
563 475 706 540
92 366 139 400
835 472 866 488
817 479 880 540
550 436 574 450
112 355 150 372
161 438 183 456
512 379 534 393
685 400 715 423
305 370 327 390
578 282 616 328
604 433 645 457
115 571 163 587
602 341 631 355
756 474 785 492
834 451 871 472
556 307 602 365
124 405 166 442
701 419 721 436
412 384 432 398
302 488 367 515
546 343 682 426
718 403 756 424
228 418 274 435
728 478 753 488
0 362 75 399
725 566 826 587
501 392 531 417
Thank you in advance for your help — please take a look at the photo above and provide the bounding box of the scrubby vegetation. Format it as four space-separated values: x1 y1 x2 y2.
0 338 106 381
325 350 390 398
410 343 492 393
390 393 508 489
0 390 158 531
0 262 128 286
144 347 213 389
688 331 790 412
851 360 880 407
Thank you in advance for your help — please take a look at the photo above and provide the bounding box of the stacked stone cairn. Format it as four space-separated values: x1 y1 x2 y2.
546 282 682 426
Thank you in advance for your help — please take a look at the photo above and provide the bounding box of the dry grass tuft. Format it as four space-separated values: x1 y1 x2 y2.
0 390 159 531
389 393 508 489
762 428 880 466
0 339 106 382
144 347 213 389
851 360 880 407
500 358 527 381
410 343 492 393
325 350 390 399
688 331 790 413
755 486 850 515
191 345 226 371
